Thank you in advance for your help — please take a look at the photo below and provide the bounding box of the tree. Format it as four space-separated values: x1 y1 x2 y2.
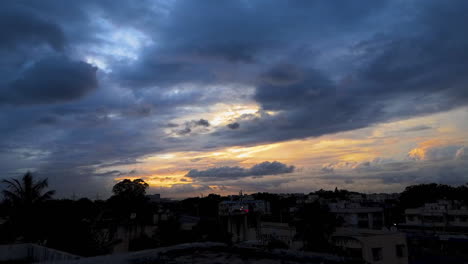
2 172 55 207
294 202 337 252
112 179 149 199
108 179 149 220
399 183 455 208
1 172 55 242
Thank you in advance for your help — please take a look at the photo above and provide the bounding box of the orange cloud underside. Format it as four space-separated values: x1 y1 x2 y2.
109 107 468 188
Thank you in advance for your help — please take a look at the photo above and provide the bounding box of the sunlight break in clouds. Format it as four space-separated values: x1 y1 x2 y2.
98 107 468 198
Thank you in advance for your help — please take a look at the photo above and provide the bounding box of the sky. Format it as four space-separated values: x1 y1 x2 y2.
0 0 467 199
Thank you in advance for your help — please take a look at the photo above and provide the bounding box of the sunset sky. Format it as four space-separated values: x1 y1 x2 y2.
1 0 467 198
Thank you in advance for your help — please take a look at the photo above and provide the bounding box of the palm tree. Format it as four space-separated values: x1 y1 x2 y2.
1 172 55 242
2 172 55 206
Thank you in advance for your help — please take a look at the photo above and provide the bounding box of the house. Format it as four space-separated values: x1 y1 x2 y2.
329 201 384 229
403 200 468 231
219 200 269 243
332 228 408 264
259 221 302 250
400 200 468 263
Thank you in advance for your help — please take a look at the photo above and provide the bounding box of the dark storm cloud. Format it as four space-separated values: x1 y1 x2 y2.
1 0 468 197
186 161 295 180
207 64 381 146
2 57 98 105
0 6 66 51
93 169 137 178
227 122 240 129
401 125 433 133
161 0 386 61
205 0 468 147
115 0 388 88
173 119 211 136
194 119 210 127
176 127 191 136
255 65 333 111
36 115 59 125
166 123 179 128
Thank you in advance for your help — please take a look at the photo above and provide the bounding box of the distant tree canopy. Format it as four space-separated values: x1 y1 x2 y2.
180 193 224 217
108 179 150 218
400 183 468 208
112 178 149 200
294 201 337 252
314 188 360 200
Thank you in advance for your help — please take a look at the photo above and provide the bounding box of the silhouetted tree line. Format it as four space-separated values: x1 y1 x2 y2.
0 174 156 256
1 172 468 257
399 183 468 208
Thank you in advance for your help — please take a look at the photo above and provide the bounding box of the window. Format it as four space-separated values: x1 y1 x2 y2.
372 248 383 261
396 244 406 258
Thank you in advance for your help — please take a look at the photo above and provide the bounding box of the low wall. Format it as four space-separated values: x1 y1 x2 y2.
0 243 80 263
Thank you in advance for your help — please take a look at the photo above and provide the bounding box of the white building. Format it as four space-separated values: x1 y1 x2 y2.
329 201 384 229
219 200 269 243
259 222 302 250
332 228 408 264
403 200 468 230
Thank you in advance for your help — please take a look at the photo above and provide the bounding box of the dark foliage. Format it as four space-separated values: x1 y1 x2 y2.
294 202 337 252
399 183 468 208
1 172 55 242
2 175 468 259
107 179 151 220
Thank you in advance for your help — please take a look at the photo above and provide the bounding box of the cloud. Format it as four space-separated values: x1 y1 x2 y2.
227 122 240 129
36 116 59 125
175 127 191 136
321 166 335 173
93 169 137 178
455 147 467 160
173 119 211 136
186 161 295 180
319 158 468 189
401 125 433 132
114 0 388 88
2 56 98 105
1 0 468 197
0 5 66 51
166 123 179 128
407 143 464 161
198 0 468 148
194 119 210 127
